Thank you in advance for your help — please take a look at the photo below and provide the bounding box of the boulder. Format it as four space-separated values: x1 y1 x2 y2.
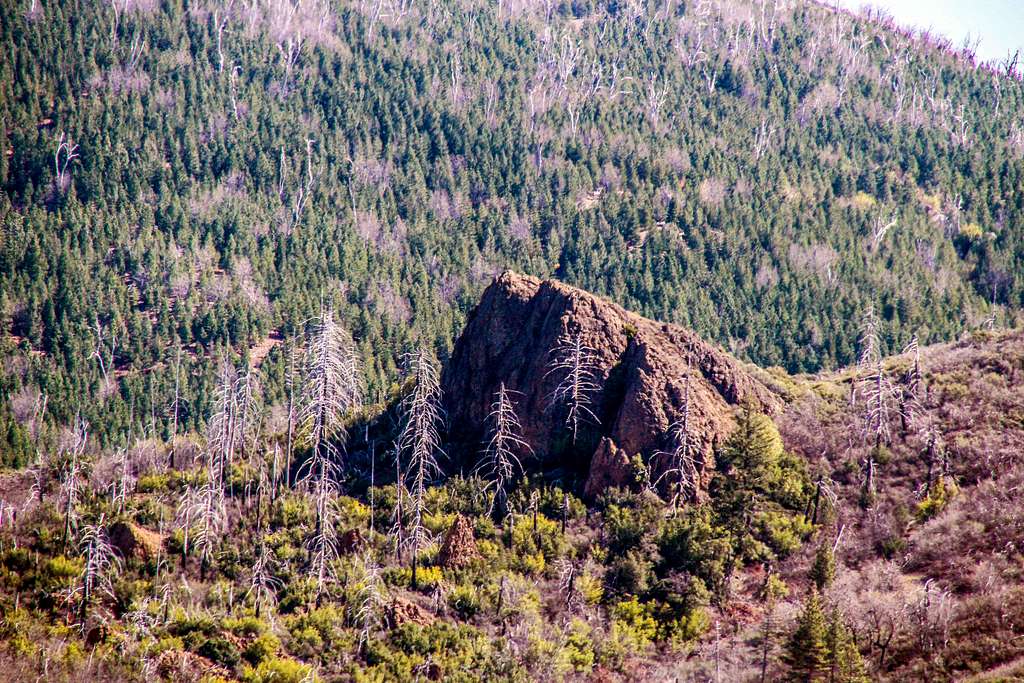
387 597 435 628
438 515 479 569
583 438 635 499
107 521 163 562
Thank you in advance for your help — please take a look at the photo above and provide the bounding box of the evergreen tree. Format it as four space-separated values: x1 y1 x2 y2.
825 607 868 683
810 541 836 592
784 589 829 682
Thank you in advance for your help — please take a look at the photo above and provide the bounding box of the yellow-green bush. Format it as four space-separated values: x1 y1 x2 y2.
609 596 658 650
384 565 444 591
242 656 312 683
916 478 958 522
564 619 595 672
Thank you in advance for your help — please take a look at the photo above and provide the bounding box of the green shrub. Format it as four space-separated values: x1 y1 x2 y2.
196 635 241 668
242 633 281 667
565 619 595 672
448 584 481 620
241 656 312 683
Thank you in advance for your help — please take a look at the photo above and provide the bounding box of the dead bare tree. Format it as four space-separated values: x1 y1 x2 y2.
206 361 239 489
111 446 133 514
213 1 234 73
858 307 900 506
655 348 701 508
397 349 443 589
92 315 119 388
872 213 898 249
702 63 718 95
752 117 775 161
546 329 600 444
298 305 361 606
476 384 530 518
68 516 121 625
900 335 925 433
54 132 80 191
555 557 583 612
298 305 360 473
60 416 89 552
247 540 280 619
234 368 263 463
178 471 226 580
644 72 668 128
355 553 387 649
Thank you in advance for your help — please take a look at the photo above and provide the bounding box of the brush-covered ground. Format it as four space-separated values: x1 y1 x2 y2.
1 327 1022 682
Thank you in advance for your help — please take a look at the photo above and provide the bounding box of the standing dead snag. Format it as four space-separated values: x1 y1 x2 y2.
546 329 600 444
207 361 239 489
476 384 530 518
397 349 443 590
900 335 924 433
69 516 121 626
298 305 361 606
247 540 280 619
60 416 89 552
656 346 700 509
53 132 79 191
178 468 227 580
857 307 900 506
355 553 387 649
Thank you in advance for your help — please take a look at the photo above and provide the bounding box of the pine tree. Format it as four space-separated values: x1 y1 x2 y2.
784 589 829 682
810 541 836 592
825 607 868 683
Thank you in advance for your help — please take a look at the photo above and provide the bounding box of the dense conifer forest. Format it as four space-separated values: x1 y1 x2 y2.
1 0 1024 680
2 0 1023 446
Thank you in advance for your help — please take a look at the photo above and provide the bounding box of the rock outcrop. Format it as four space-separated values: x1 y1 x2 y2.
442 272 781 497
438 515 479 569
108 521 163 562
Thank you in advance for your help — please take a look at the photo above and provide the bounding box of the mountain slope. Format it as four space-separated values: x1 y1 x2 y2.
2 0 1024 447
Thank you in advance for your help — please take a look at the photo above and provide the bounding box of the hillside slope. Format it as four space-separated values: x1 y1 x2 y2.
0 274 1021 681
2 0 1024 448
768 328 1024 681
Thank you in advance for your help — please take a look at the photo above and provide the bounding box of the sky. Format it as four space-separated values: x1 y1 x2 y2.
832 0 1024 64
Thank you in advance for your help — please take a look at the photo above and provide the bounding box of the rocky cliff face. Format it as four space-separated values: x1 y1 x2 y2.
442 272 782 496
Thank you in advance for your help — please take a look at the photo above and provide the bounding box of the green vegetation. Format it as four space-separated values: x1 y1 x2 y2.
2 0 1023 446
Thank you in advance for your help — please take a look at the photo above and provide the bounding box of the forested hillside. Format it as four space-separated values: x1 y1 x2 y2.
2 0 1024 448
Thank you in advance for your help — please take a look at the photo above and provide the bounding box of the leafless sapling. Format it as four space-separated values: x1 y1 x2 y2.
247 540 280 619
355 552 387 649
655 348 701 509
397 349 443 589
546 329 600 445
68 516 121 625
476 383 530 518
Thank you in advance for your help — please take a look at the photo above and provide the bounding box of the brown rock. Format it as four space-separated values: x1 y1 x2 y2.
583 438 635 499
107 521 163 562
442 272 781 498
387 597 435 628
339 528 366 555
438 515 479 569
